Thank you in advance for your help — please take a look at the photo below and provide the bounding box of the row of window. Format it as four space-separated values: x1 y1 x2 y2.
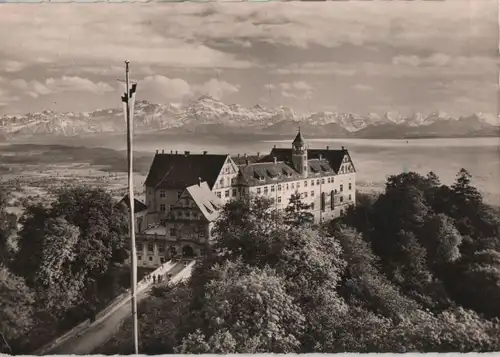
158 190 182 200
257 182 352 195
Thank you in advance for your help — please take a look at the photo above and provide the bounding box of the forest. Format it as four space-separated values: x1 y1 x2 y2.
98 168 500 353
1 168 500 354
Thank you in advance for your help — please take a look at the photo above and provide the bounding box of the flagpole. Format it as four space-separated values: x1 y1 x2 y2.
124 60 139 354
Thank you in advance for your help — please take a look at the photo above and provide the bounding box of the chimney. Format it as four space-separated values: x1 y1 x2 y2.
319 154 323 161
203 151 208 155
244 153 247 158
162 149 164 154
175 150 178 154
198 177 202 186
170 150 173 154
185 151 190 156
257 152 260 157
341 146 345 151
245 159 249 166
273 145 276 149
237 153 240 158
156 149 158 154
326 146 330 150
273 156 278 164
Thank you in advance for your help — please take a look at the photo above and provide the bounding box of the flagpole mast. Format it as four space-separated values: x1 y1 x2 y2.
124 60 139 354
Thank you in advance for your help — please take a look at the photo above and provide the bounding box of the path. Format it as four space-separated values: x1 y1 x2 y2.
42 261 193 355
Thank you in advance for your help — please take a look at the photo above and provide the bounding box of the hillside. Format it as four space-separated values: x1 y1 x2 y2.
1 96 498 140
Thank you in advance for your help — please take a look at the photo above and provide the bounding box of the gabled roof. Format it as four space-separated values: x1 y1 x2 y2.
116 195 148 213
238 161 302 186
231 154 262 165
144 153 228 190
269 147 352 174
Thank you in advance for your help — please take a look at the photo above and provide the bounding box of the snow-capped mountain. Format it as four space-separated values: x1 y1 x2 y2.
0 96 498 140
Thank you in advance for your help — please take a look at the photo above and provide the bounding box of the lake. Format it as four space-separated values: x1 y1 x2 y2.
126 136 500 206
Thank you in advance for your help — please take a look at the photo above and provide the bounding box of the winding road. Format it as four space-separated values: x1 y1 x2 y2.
42 261 192 355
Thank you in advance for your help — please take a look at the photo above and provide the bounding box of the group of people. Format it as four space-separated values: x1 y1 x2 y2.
145 272 171 285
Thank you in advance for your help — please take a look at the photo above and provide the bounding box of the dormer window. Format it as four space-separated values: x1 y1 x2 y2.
160 190 166 198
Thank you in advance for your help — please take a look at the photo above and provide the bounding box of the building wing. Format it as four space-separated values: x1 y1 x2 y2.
144 152 229 190
269 147 354 174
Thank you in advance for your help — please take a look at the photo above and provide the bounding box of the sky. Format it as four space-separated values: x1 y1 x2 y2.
0 1 498 116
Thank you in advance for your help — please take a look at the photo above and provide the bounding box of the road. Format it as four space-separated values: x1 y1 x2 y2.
45 262 188 355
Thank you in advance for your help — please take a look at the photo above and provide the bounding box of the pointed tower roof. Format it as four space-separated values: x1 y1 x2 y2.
292 127 305 146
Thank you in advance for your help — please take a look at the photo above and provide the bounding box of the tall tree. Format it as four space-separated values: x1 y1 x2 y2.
285 192 314 227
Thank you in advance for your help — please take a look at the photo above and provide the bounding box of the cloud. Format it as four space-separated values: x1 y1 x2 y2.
0 60 26 73
138 75 240 103
10 76 114 98
354 84 373 92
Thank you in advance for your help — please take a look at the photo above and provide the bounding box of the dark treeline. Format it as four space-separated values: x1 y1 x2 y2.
0 186 131 354
96 168 500 354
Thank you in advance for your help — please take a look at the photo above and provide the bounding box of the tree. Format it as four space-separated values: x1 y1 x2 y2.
0 189 17 266
285 193 314 227
0 265 34 350
34 218 85 316
423 214 463 266
178 260 306 354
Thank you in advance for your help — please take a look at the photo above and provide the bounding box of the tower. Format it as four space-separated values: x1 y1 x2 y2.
292 128 308 177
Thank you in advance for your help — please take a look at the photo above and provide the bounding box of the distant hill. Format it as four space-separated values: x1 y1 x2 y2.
1 96 498 141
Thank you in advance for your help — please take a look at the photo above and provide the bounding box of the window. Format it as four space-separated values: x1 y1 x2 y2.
138 255 142 261
304 181 308 187
311 180 314 186
340 184 344 192
304 192 308 197
291 183 295 189
199 231 205 238
170 228 176 236
348 194 352 201
148 257 153 261
277 196 282 203
160 190 166 198
297 182 300 188
311 190 314 197
257 188 261 194
286 184 289 190
185 211 190 218
160 257 165 264
303 165 307 172
278 184 282 191
232 188 237 196
264 186 268 195
219 178 224 186
147 243 154 252
177 192 182 198
137 243 143 251
311 203 315 210
216 192 221 198
160 219 166 225
271 185 275 192
340 196 344 203
316 179 320 185
231 178 236 185
158 243 165 253
349 183 352 190
160 204 166 212
225 190 229 198
322 178 325 184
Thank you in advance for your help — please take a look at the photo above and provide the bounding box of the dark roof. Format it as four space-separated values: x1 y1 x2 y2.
269 148 351 174
292 130 305 146
231 155 262 165
239 161 302 186
117 195 148 213
144 153 228 189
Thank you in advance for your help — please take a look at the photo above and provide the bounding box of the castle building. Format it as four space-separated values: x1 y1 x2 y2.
134 131 356 267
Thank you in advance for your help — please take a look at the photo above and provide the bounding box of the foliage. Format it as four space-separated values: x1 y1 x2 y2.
0 265 35 351
285 192 314 227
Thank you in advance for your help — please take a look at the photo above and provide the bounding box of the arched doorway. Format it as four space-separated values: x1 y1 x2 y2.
169 246 177 259
182 245 195 258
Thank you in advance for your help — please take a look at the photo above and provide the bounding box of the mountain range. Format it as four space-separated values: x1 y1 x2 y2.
1 95 498 141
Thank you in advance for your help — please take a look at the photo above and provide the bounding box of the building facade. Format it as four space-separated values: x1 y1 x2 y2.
134 132 356 267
